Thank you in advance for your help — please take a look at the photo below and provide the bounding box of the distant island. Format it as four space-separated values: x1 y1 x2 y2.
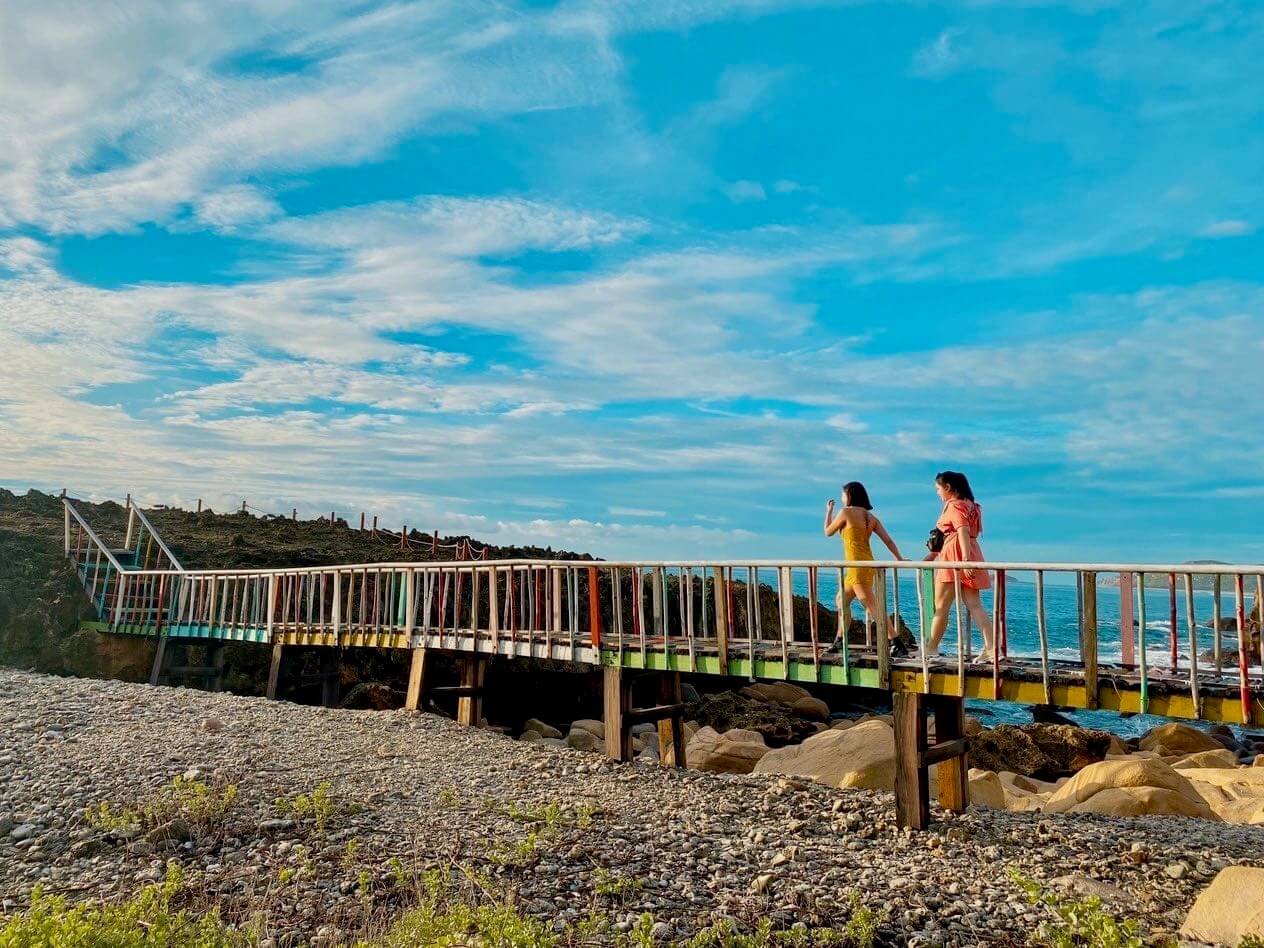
1098 562 1248 591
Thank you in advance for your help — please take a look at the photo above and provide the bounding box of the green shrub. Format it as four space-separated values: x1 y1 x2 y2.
1012 870 1144 948
82 776 237 836
274 781 358 835
0 864 245 947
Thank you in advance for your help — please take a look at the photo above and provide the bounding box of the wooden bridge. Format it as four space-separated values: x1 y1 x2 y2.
64 498 1264 829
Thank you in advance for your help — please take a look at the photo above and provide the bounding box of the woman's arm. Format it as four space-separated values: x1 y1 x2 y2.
871 516 903 560
823 500 846 537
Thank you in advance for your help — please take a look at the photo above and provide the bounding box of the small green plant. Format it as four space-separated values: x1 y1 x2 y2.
437 788 458 808
489 831 546 868
593 868 644 903
0 864 245 946
277 866 296 885
575 803 599 828
82 776 237 836
1012 870 1144 948
361 865 558 948
505 800 563 830
838 892 883 948
274 781 356 835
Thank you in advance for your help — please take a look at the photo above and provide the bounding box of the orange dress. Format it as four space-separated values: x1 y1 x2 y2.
935 500 990 590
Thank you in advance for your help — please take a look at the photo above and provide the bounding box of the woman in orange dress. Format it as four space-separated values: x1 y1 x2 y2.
926 471 996 662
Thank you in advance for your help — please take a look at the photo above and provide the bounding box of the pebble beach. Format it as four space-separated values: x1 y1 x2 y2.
2 668 1263 946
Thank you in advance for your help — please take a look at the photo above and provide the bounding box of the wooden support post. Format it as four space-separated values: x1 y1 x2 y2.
320 648 340 708
196 498 203 514
713 567 729 672
657 671 686 767
266 643 286 699
588 566 602 648
603 665 632 761
894 690 970 830
1082 572 1099 710
207 642 226 692
456 654 486 726
930 693 968 814
405 647 427 711
149 635 170 686
893 692 929 829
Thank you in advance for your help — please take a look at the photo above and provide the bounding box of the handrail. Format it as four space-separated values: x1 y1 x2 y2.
128 499 184 572
98 557 1264 577
63 500 126 572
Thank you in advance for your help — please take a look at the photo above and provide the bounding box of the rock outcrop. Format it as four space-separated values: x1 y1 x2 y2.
753 720 896 790
1180 866 1264 945
968 723 1113 779
1138 722 1223 757
685 726 771 774
1044 757 1216 819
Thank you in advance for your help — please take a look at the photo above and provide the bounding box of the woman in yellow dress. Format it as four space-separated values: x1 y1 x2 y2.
824 481 904 653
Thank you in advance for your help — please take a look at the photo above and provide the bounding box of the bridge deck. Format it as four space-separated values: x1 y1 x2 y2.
82 618 1262 726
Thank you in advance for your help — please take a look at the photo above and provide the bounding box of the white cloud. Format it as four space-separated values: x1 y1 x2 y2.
193 185 283 232
724 180 767 203
1199 219 1254 239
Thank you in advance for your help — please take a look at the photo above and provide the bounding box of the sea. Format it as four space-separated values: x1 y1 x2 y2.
779 569 1257 738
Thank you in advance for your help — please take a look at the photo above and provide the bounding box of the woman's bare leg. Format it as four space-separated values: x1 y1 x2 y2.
852 582 876 629
929 581 954 654
835 588 857 641
963 588 996 657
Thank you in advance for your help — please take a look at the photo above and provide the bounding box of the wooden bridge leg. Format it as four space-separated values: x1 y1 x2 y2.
320 649 341 708
456 654 486 726
603 665 632 761
893 692 929 830
207 643 226 693
149 635 170 686
266 643 286 700
929 693 969 814
657 671 686 767
404 647 427 712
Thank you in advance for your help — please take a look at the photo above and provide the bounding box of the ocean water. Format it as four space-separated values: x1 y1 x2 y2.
782 570 1259 737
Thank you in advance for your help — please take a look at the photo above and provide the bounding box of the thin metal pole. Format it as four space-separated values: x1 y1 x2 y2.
1185 573 1200 717
1036 571 1050 705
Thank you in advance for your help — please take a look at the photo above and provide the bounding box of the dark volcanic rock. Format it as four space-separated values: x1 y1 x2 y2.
969 723 1114 780
686 691 819 747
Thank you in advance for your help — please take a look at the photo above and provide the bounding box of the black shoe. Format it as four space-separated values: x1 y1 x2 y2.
890 639 910 658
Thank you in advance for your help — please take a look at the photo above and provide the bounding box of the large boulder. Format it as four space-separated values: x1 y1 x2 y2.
1138 722 1221 757
522 718 562 740
1045 757 1215 819
742 681 812 705
968 724 1113 780
1172 749 1240 770
1179 867 1264 945
686 726 770 774
570 719 605 739
1183 767 1264 824
790 695 831 721
753 720 895 790
967 770 1006 810
565 728 601 753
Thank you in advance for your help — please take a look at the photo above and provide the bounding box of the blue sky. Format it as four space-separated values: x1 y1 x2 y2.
1 0 1263 563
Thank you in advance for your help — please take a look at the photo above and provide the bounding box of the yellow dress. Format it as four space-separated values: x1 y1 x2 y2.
842 518 876 589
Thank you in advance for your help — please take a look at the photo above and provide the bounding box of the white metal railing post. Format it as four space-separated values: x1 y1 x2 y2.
124 497 136 551
266 574 277 641
63 502 71 555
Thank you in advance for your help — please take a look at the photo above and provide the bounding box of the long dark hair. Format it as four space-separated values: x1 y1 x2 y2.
935 471 975 502
842 481 873 510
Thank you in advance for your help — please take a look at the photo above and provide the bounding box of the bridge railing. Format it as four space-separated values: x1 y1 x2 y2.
87 553 1264 724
